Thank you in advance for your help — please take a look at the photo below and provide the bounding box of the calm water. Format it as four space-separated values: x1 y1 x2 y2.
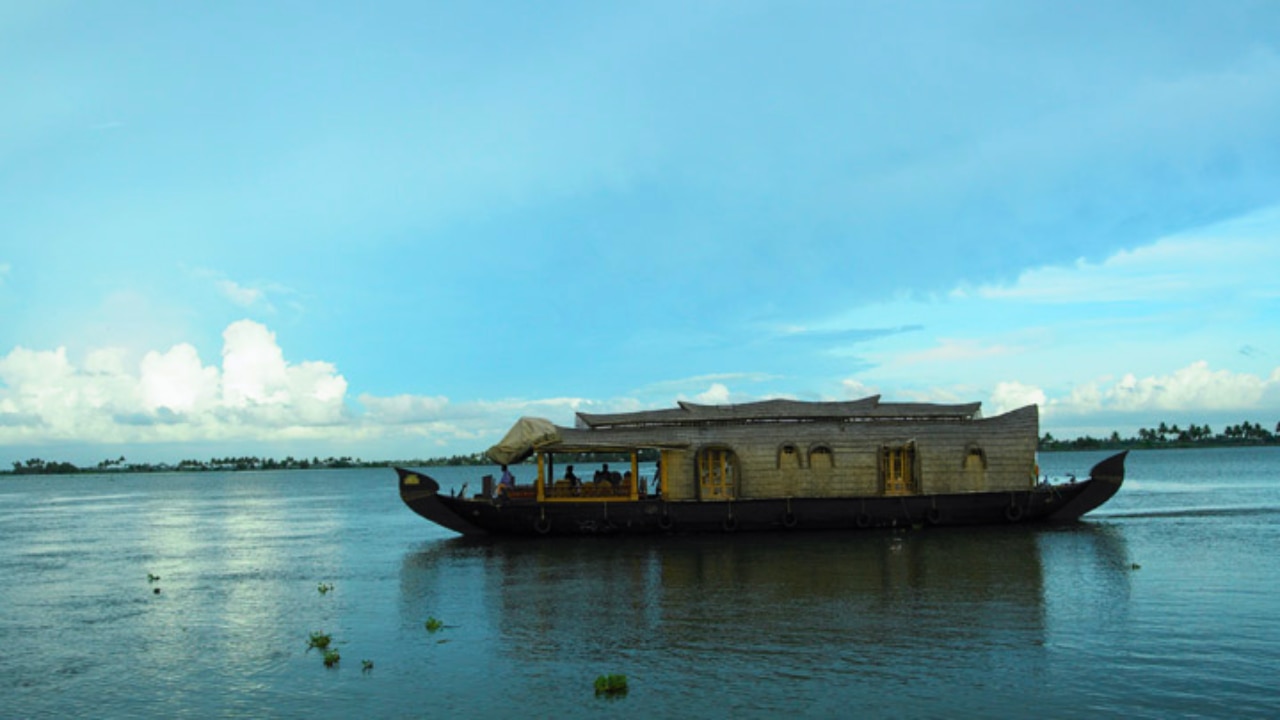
2 448 1278 719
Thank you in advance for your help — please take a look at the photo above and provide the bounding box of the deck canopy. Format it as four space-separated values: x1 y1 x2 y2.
539 426 690 454
575 395 981 429
486 417 560 465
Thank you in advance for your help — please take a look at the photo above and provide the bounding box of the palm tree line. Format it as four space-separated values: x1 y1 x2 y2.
1040 420 1279 451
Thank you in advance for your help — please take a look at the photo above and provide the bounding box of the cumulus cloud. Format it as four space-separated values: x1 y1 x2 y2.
990 361 1279 419
140 344 219 413
0 320 630 460
0 320 349 446
1066 361 1271 414
693 383 732 404
989 381 1048 415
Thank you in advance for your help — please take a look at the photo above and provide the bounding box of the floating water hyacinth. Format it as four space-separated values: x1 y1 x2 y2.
307 632 332 651
594 674 628 697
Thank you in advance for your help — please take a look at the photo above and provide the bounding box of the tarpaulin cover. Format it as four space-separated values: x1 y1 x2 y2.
485 417 560 465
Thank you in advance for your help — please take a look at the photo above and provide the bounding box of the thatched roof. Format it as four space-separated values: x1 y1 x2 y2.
486 397 999 462
575 395 980 429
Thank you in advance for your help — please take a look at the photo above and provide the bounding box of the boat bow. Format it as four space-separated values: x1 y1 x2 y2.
395 467 489 536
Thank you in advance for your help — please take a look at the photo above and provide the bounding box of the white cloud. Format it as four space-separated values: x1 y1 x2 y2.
991 361 1280 420
955 233 1280 305
186 266 296 313
636 372 778 398
217 279 265 309
221 320 291 407
1059 361 1273 415
0 320 349 447
4 317 1274 464
360 393 450 425
840 379 879 399
0 321 643 461
693 383 732 404
139 344 218 413
989 381 1048 416
898 338 1021 365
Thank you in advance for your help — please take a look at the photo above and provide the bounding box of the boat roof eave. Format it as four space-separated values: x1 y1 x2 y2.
535 440 691 455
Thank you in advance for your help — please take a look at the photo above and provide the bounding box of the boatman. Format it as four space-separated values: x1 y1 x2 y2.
496 464 515 497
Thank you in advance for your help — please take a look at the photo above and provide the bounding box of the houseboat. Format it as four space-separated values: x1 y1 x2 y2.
395 396 1126 536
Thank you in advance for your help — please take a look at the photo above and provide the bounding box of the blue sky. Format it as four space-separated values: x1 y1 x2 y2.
3 1 1279 465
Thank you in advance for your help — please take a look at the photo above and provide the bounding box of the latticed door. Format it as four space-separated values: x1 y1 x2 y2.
882 445 916 496
698 448 736 500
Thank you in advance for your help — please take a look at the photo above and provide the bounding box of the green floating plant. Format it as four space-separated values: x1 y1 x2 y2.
322 648 340 668
594 674 629 697
424 617 444 633
362 659 374 672
317 582 334 594
147 573 161 583
307 631 332 651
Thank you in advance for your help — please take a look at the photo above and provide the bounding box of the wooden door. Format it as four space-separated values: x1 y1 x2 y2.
698 448 736 500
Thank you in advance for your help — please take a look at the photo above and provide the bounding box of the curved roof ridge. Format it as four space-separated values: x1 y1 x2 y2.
573 395 984 429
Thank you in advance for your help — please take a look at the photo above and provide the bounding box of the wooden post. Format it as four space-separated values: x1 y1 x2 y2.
536 453 545 502
630 453 639 501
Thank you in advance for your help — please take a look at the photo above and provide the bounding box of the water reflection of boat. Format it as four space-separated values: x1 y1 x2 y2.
399 529 1071 663
396 397 1126 536
397 524 1132 678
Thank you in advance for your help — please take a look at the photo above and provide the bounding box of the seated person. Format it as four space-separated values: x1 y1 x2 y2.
594 463 610 484
495 464 515 497
564 465 582 493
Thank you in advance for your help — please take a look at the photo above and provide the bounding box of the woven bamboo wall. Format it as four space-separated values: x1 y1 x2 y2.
655 405 1037 500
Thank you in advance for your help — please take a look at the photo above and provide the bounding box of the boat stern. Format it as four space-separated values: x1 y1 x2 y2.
1045 450 1128 522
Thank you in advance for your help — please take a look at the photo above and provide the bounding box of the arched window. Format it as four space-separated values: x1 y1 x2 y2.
963 445 987 470
808 445 834 470
778 443 802 470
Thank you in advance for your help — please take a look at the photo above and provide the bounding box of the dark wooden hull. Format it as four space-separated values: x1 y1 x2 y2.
396 451 1126 537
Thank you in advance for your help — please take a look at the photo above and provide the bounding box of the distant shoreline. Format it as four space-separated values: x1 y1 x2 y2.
0 450 644 476
3 434 1276 476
